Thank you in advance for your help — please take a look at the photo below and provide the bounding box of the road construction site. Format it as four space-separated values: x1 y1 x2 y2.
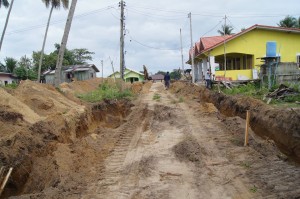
0 79 299 199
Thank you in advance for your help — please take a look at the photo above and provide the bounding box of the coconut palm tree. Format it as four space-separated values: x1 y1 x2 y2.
278 15 297 28
0 0 9 8
0 0 14 52
54 0 77 87
218 24 234 35
37 0 69 83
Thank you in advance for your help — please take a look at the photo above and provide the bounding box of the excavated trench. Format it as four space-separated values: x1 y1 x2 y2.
0 99 133 198
171 82 300 162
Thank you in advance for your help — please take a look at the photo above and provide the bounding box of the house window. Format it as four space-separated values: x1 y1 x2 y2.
247 56 253 69
243 55 247 69
226 59 232 70
297 54 300 68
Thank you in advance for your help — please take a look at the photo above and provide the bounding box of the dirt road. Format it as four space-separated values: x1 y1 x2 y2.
80 82 299 199
4 81 300 199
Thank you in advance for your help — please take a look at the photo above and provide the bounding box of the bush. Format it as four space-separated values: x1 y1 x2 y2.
77 82 133 102
3 82 18 89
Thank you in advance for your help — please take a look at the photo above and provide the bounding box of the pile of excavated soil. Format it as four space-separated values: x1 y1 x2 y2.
173 137 202 163
0 79 135 198
170 81 300 162
131 81 152 95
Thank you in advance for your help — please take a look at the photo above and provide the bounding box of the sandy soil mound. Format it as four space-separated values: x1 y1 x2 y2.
171 81 300 161
131 81 152 94
0 88 42 124
173 137 202 163
60 78 104 95
0 79 135 198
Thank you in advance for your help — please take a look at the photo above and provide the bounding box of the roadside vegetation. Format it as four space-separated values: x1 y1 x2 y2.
215 81 300 106
77 82 133 102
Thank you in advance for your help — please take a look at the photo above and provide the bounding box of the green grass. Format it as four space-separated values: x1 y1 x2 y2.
2 82 18 89
249 185 258 193
178 96 184 103
153 93 161 101
240 162 251 169
217 81 300 106
77 82 133 102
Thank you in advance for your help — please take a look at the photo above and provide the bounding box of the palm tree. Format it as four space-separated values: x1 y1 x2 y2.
37 0 69 83
0 0 9 8
54 0 77 87
278 15 297 28
0 0 14 52
4 57 17 73
218 25 234 35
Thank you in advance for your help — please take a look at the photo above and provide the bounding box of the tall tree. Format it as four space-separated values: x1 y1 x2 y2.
72 48 94 64
0 0 9 8
218 25 234 35
0 0 14 52
38 0 69 83
278 15 297 28
54 0 77 87
4 57 17 73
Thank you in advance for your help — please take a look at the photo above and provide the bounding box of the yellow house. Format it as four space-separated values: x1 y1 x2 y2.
189 24 300 82
108 68 144 83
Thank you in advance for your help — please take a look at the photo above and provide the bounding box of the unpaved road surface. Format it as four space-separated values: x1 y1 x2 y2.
81 82 300 199
4 81 299 199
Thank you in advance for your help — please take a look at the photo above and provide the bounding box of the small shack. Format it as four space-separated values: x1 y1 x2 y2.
0 72 18 85
43 64 99 85
150 74 164 82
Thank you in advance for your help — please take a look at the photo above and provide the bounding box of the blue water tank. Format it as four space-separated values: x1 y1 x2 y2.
266 41 277 57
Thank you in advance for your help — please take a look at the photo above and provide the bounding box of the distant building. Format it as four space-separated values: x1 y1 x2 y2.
188 24 300 82
0 72 18 85
108 68 144 83
43 64 99 85
150 74 164 82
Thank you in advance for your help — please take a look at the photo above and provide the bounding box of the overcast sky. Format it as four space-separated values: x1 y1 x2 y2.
0 0 299 77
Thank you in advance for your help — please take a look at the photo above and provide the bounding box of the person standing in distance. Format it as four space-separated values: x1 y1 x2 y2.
205 69 212 89
164 71 171 90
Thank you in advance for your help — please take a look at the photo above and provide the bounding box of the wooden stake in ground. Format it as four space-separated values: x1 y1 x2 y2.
0 167 13 197
244 110 250 146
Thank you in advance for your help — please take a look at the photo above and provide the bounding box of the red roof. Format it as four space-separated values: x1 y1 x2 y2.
201 35 233 51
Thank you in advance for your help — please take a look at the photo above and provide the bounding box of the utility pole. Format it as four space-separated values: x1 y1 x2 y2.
119 0 125 80
180 28 184 71
188 12 195 83
223 15 227 78
101 60 103 83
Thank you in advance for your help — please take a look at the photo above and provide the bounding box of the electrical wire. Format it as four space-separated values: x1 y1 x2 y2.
126 7 186 20
6 5 115 35
127 30 189 51
200 19 223 37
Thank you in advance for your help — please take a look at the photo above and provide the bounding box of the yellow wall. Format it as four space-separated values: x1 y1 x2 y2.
215 70 253 80
207 29 300 80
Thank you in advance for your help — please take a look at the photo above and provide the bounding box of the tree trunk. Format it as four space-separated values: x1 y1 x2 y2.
54 0 77 87
38 5 54 83
0 0 14 52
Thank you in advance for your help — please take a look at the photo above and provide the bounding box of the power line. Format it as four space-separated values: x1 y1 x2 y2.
123 3 300 18
200 19 223 37
126 7 186 20
6 5 115 35
127 30 188 51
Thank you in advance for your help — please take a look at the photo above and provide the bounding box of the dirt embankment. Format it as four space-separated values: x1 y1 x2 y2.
171 81 300 161
0 79 134 198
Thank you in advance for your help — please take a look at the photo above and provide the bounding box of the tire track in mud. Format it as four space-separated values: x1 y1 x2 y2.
83 102 150 199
